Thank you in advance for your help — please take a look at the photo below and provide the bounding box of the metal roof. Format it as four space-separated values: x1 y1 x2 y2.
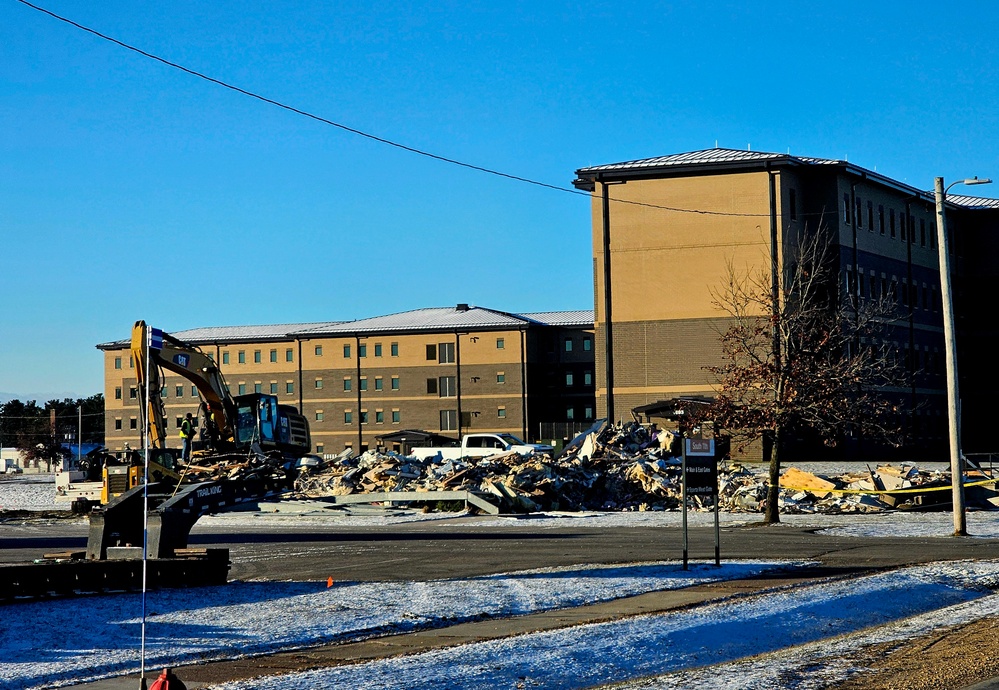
97 307 592 349
517 310 594 327
947 194 999 210
575 148 999 208
96 322 341 349
577 148 803 173
292 306 542 336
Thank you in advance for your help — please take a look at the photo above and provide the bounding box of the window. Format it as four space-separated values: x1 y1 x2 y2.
843 194 851 223
286 349 294 362
360 411 369 425
286 382 294 394
374 343 382 357
878 205 885 235
497 407 506 418
439 376 456 398
856 197 863 228
238 383 246 395
584 371 592 385
254 350 262 364
343 378 352 392
497 372 506 384
920 219 926 247
392 410 400 423
585 406 594 419
391 342 399 357
315 345 323 356
890 209 896 238
129 355 134 368
254 383 262 394
438 342 455 363
270 349 278 363
566 372 574 386
191 385 197 397
909 216 916 243
129 387 137 399
344 410 353 424
564 338 573 352
115 418 122 430
343 344 351 358
583 337 592 352
359 377 368 392
316 444 324 454
174 385 183 397
315 378 323 389
789 188 797 221
426 378 438 394
496 338 505 349
270 382 278 394
374 376 383 391
130 417 137 430
566 407 575 420
867 200 874 230
114 356 122 370
315 411 324 421
440 410 457 431
391 376 400 390
160 386 167 398
426 344 437 360
222 352 230 365
238 351 246 364
375 410 384 424
115 387 122 400
358 344 367 358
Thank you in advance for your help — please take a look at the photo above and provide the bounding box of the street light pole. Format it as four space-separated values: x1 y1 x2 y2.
934 175 991 537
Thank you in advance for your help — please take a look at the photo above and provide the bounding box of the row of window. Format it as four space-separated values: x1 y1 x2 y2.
564 371 593 387
843 195 947 251
849 339 945 376
111 333 595 372
114 370 533 403
845 269 940 312
113 401 595 435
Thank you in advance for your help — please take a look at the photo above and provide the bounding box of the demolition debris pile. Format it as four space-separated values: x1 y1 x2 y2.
291 423 997 514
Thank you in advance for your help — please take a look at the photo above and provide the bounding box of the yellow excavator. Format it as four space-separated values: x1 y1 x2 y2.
104 320 312 501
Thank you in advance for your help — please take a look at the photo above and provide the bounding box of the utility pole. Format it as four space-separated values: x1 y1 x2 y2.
934 175 991 536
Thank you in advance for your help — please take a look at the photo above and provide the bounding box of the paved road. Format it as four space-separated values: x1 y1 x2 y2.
2 514 996 580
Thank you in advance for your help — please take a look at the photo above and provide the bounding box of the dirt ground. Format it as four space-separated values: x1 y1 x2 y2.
830 615 999 689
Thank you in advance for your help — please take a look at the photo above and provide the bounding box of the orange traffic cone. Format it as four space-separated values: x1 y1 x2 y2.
148 668 187 690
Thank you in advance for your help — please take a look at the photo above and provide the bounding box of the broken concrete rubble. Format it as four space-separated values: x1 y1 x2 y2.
288 422 998 515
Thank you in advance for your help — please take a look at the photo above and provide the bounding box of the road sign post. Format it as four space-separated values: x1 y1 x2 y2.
681 438 719 570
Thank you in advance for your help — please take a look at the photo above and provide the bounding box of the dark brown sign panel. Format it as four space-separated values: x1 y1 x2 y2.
684 457 717 496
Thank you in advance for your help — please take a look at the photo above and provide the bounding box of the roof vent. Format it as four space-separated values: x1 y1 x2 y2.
456 303 470 312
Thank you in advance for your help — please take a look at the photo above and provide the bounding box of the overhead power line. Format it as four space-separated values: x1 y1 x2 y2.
11 0 809 220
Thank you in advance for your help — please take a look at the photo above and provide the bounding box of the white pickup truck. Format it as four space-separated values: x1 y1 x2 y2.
409 433 554 461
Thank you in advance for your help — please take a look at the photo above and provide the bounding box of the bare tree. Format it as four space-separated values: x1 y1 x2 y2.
708 226 907 523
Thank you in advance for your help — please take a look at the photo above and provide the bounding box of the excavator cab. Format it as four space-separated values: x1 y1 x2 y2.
231 393 310 456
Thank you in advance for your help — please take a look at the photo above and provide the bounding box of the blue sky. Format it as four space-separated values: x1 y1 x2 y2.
2 1 997 400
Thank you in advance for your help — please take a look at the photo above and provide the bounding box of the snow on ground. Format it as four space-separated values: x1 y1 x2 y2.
0 474 62 511
0 560 786 690
208 560 999 690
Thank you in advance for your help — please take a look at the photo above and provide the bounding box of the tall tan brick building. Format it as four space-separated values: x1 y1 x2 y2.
98 306 595 454
574 148 999 458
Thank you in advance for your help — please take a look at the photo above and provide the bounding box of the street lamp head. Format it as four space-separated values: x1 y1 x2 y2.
961 177 992 186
